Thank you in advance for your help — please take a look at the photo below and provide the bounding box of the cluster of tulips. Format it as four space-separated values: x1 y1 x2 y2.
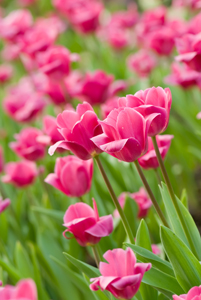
1 0 201 300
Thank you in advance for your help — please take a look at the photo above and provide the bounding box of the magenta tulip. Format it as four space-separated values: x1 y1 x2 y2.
91 107 149 162
2 160 38 187
0 64 13 83
0 279 37 299
101 97 119 119
138 135 174 170
90 248 151 299
0 198 11 214
118 87 172 136
173 285 201 300
10 127 47 161
41 115 63 145
128 50 156 77
63 199 113 246
45 156 93 197
49 102 103 160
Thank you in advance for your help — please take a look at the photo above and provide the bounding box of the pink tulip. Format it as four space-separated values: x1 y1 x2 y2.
49 102 103 160
18 0 36 6
128 50 156 77
173 285 201 300
0 197 11 214
0 146 4 173
91 107 149 162
45 156 93 197
41 115 63 145
63 199 113 246
138 135 174 170
0 279 37 299
37 46 72 81
175 34 201 72
109 5 138 29
0 9 33 41
187 12 201 35
151 244 161 255
165 62 201 89
118 87 172 136
101 97 119 119
90 248 151 299
0 64 13 83
10 127 47 161
2 160 38 187
53 0 103 34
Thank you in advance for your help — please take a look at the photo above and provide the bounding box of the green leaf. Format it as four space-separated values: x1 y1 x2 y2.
0 259 21 283
15 242 33 278
82 273 111 300
31 206 63 222
160 226 201 292
124 244 174 277
180 189 188 209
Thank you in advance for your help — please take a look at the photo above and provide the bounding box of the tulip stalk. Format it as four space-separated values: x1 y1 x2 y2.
154 169 162 186
94 156 134 244
152 136 199 258
134 160 169 228
91 245 101 268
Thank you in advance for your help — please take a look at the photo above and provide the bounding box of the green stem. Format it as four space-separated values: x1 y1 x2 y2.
94 156 134 244
91 245 101 268
154 169 162 186
152 136 199 258
134 160 169 228
78 196 84 202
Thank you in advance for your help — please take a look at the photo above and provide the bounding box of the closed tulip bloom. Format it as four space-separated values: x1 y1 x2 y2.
10 127 47 161
0 146 4 173
2 160 38 187
118 87 172 136
138 135 174 169
91 107 149 162
49 102 103 160
37 46 72 81
0 279 37 300
128 50 156 77
63 199 113 246
0 197 11 214
0 64 13 83
45 156 93 197
173 285 201 300
90 248 151 299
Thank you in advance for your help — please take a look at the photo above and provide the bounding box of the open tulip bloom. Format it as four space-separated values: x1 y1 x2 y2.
0 279 38 300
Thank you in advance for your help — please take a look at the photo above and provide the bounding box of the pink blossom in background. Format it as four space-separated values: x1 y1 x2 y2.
41 115 63 146
49 102 103 159
9 127 47 161
173 285 201 300
109 5 138 29
0 64 13 83
128 50 156 77
91 107 149 162
0 197 11 214
18 0 36 6
138 135 174 170
0 146 4 173
1 43 22 61
187 12 201 34
90 248 151 299
0 279 37 299
101 97 119 119
45 156 93 197
151 244 161 255
118 87 172 136
63 199 113 246
2 160 38 187
174 0 201 9
165 62 201 88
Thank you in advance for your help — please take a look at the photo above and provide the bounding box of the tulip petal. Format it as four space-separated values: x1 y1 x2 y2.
63 202 95 223
175 52 197 62
44 173 68 195
187 286 201 300
111 274 141 289
13 279 37 300
85 215 113 237
48 140 69 156
77 102 94 117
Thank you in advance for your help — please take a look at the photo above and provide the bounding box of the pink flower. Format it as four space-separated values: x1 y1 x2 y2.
173 285 201 300
0 64 13 83
91 107 149 162
18 0 36 6
3 78 46 123
151 244 161 255
109 5 138 29
118 87 172 136
128 50 156 77
0 146 4 173
165 62 201 89
138 135 174 169
45 156 93 197
175 34 201 72
2 160 38 187
49 102 103 160
10 127 47 161
0 197 11 214
41 115 63 145
53 0 103 34
101 97 119 119
37 46 72 81
90 248 151 299
0 9 33 41
63 199 113 246
0 279 37 299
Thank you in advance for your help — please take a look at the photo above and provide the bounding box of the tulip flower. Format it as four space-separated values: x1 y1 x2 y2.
90 248 151 299
138 135 174 170
0 64 13 83
173 285 201 300
63 199 113 246
151 244 161 255
0 279 37 299
45 156 93 197
41 115 63 146
0 146 4 173
91 107 149 162
128 50 156 77
101 97 119 119
49 102 103 160
10 127 47 161
0 197 11 214
118 87 172 136
2 160 38 187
